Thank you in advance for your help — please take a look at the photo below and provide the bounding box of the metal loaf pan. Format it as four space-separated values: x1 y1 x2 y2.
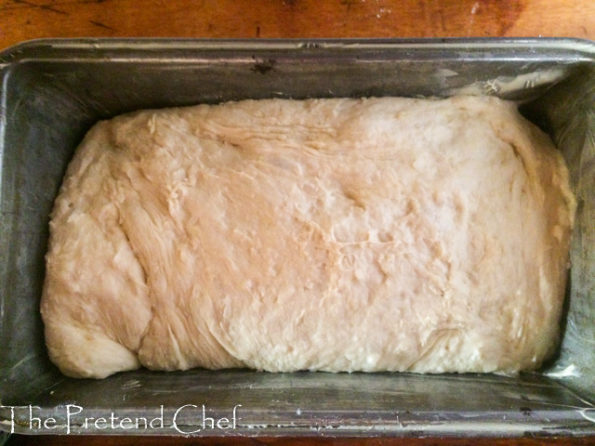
0 38 593 438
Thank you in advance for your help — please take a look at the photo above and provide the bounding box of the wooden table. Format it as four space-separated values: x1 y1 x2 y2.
0 0 593 47
1 0 593 445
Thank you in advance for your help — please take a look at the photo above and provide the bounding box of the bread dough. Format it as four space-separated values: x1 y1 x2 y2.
41 96 575 379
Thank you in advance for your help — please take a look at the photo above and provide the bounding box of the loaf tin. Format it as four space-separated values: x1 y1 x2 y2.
0 38 593 438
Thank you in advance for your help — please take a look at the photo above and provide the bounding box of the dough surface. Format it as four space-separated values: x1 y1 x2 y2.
41 96 575 379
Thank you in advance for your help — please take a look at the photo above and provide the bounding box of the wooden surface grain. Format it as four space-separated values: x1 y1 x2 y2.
1 0 594 445
0 0 593 50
